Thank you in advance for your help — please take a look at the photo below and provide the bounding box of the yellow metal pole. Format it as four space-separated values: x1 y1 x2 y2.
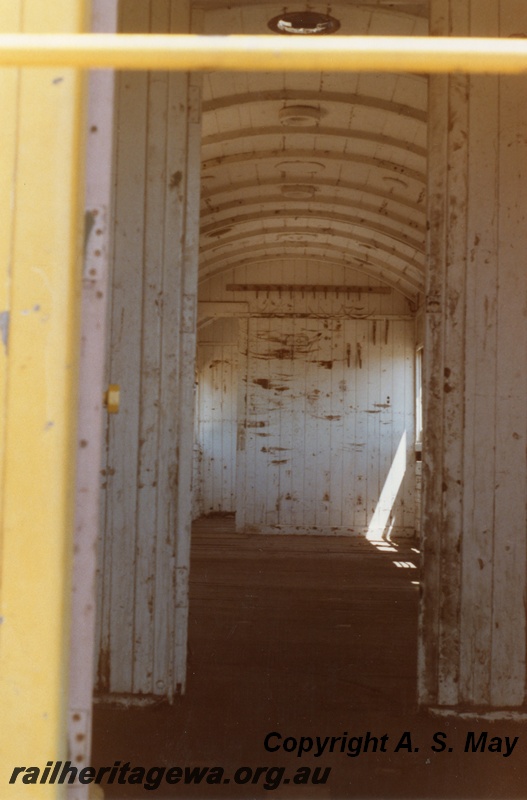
0 3 88 799
0 10 20 554
0 33 527 73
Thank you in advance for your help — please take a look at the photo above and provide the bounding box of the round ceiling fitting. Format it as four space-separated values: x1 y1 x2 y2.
268 11 340 36
279 105 322 126
275 160 326 174
280 184 316 199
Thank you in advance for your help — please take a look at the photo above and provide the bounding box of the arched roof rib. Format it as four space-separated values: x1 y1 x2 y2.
202 90 427 124
202 127 427 160
197 2 428 306
201 209 424 252
201 177 426 218
201 149 425 186
201 225 422 271
201 194 424 238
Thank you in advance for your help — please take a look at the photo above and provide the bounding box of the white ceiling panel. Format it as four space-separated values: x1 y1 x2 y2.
194 0 428 301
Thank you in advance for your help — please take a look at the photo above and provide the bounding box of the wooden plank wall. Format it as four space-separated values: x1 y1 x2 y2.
238 314 415 536
194 318 238 516
197 261 417 537
420 0 527 709
96 0 200 699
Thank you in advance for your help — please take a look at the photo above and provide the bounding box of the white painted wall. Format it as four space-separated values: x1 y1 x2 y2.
194 318 238 516
196 261 416 537
420 0 527 710
238 314 415 536
96 0 200 699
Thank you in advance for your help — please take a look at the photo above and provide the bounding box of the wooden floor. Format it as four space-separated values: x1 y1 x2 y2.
93 516 527 798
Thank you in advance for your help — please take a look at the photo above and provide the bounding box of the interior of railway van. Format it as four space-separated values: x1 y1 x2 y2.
86 1 527 797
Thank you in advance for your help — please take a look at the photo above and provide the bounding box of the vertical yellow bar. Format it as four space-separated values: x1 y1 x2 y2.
0 1 88 796
0 6 21 565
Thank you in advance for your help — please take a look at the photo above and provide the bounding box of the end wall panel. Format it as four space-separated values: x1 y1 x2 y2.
237 307 414 536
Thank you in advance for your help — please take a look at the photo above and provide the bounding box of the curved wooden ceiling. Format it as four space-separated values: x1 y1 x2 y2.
193 0 428 301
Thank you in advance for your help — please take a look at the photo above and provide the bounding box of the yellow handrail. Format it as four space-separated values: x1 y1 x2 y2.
0 33 526 73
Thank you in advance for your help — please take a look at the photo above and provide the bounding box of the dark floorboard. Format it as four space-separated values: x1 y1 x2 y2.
92 517 527 799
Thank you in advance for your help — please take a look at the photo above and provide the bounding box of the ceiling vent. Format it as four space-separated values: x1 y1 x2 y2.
275 160 325 174
268 11 340 35
281 184 316 199
279 105 322 127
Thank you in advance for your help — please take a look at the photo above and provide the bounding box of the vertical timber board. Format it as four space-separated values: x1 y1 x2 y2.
197 345 211 511
302 320 318 529
69 0 118 787
328 320 345 530
261 317 276 527
264 316 277 528
99 0 200 698
196 344 209 512
490 0 527 706
398 320 414 532
341 321 357 529
132 0 169 695
288 318 303 528
290 314 307 529
174 50 200 692
459 0 499 706
424 0 527 709
223 336 238 511
152 0 184 695
242 319 259 530
195 335 238 514
378 317 392 532
354 319 369 530
419 0 450 705
403 322 416 531
437 0 469 705
97 0 196 699
205 345 216 511
316 320 334 532
278 318 294 529
103 0 150 694
386 321 400 532
335 319 348 528
307 319 323 532
0 0 87 792
345 320 368 529
95 50 120 697
193 357 203 519
366 320 380 532
235 318 249 530
243 315 260 529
